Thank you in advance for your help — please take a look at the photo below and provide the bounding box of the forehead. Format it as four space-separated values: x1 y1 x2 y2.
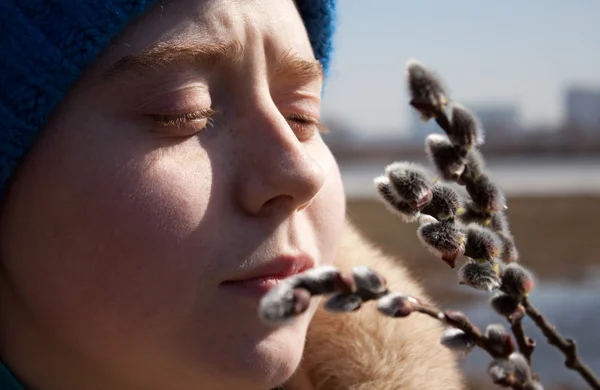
90 0 315 77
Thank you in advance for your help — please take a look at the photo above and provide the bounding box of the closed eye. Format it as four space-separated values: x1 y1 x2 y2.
286 113 329 135
148 108 216 136
150 108 215 127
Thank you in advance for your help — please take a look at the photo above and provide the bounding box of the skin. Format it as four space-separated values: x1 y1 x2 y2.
0 1 346 389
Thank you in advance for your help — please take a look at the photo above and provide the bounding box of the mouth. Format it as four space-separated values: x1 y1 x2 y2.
221 254 315 297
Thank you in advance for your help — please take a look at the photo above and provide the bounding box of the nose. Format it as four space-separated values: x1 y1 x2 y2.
235 104 326 216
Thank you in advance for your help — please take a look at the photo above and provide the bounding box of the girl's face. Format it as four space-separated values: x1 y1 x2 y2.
0 0 345 389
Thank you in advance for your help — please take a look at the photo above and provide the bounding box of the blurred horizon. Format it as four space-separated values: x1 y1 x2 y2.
321 0 600 137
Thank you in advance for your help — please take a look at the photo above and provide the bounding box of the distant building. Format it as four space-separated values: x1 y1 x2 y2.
468 104 523 134
565 87 600 130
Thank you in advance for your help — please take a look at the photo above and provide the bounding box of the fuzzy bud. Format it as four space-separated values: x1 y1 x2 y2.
324 293 363 313
385 162 433 209
420 184 462 220
488 358 519 386
417 219 466 268
406 59 448 120
509 352 533 383
425 134 468 181
441 327 476 354
501 264 535 298
258 286 312 325
489 292 525 322
374 176 420 222
488 353 531 386
457 202 508 233
491 212 509 233
498 231 520 263
291 266 355 296
442 310 473 330
458 260 501 291
377 292 416 318
485 323 516 356
352 266 388 300
465 174 506 214
416 214 439 226
464 224 502 262
448 103 485 148
458 149 486 185
456 201 489 225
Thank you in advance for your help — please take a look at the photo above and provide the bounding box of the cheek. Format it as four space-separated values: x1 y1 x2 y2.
308 149 346 267
0 130 218 345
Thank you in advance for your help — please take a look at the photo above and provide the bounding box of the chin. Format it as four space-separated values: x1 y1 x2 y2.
175 318 310 390
250 314 311 387
181 295 318 388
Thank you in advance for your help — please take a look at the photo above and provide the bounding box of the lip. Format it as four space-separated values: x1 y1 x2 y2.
221 254 315 297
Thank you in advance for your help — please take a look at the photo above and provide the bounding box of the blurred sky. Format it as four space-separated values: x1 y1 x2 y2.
321 0 600 136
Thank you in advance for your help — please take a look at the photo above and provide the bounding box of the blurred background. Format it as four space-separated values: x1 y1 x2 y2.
320 1 600 389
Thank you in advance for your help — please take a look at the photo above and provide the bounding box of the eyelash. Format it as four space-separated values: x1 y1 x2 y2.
150 108 216 129
148 109 328 136
286 113 329 134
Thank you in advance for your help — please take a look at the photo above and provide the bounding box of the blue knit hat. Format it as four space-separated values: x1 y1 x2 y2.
0 0 336 196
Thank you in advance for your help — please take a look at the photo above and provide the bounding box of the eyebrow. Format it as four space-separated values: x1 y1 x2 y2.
101 40 244 80
102 40 324 84
273 50 324 84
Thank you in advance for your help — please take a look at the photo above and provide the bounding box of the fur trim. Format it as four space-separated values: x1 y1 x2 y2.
285 220 465 389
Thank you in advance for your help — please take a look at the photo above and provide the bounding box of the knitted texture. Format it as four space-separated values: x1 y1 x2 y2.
0 0 336 196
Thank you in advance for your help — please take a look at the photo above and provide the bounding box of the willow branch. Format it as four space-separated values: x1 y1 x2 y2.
522 297 600 389
510 318 536 366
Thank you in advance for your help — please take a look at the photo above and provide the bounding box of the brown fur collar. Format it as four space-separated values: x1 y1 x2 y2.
284 221 466 390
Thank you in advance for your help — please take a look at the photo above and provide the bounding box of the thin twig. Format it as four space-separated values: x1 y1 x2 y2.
412 302 527 390
510 318 536 366
522 297 600 389
510 318 539 381
415 303 504 357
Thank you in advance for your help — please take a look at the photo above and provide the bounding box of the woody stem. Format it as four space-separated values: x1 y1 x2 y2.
522 297 600 389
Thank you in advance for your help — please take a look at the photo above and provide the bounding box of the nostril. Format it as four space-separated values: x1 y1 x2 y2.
259 194 317 214
260 195 295 213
